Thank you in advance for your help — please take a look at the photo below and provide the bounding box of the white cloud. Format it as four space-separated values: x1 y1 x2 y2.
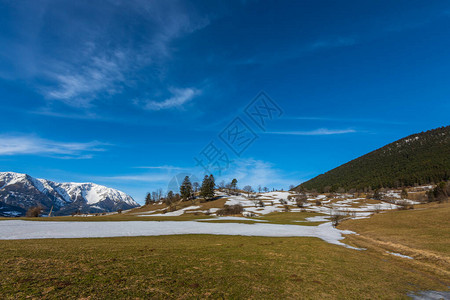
1 1 209 108
0 135 107 159
291 116 405 125
267 128 356 136
98 174 174 183
217 158 294 190
43 54 126 107
134 165 186 170
143 88 199 111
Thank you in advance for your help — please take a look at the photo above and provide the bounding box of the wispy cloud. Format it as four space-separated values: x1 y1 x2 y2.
142 88 200 111
307 36 357 51
134 165 186 170
97 173 173 183
217 158 294 189
291 116 405 125
267 128 356 136
0 135 108 159
1 1 209 109
43 53 127 107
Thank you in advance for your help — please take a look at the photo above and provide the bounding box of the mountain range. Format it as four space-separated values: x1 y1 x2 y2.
0 172 139 217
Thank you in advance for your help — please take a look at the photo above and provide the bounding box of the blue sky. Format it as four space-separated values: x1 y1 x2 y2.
1 0 449 204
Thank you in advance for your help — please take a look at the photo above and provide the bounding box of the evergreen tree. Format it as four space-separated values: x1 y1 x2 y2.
231 178 238 191
295 126 450 192
200 175 208 199
180 176 193 200
200 174 215 200
208 174 215 198
145 192 152 205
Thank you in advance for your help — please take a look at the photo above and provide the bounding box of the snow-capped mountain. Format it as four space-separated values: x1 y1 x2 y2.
0 172 140 217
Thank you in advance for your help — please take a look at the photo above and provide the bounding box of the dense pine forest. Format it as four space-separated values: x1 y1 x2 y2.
296 126 450 192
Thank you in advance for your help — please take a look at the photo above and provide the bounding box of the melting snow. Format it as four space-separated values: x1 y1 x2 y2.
195 216 268 222
0 220 359 249
386 251 413 259
139 206 201 217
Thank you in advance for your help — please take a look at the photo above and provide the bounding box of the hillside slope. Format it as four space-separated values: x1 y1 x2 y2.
0 172 139 216
296 126 450 192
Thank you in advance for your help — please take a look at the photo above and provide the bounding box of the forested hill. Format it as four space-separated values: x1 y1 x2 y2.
296 126 450 192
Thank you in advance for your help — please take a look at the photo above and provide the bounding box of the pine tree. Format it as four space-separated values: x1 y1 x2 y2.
200 174 215 200
231 178 238 192
180 176 193 200
208 174 215 199
200 175 209 199
145 193 152 205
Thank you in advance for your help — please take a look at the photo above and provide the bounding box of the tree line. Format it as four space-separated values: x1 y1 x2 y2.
296 126 450 193
145 174 223 206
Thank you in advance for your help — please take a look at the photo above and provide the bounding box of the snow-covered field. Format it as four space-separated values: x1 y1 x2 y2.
0 220 358 249
134 189 422 226
0 188 428 250
199 190 418 218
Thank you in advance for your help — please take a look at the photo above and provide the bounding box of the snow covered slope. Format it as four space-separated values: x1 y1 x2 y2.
0 172 139 216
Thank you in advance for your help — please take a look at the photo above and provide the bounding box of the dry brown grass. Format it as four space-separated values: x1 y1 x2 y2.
340 201 450 277
0 235 448 299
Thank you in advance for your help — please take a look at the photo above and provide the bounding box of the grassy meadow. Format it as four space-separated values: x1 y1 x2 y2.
0 202 449 299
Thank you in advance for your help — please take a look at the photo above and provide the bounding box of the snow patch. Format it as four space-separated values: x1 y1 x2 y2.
0 220 360 249
386 251 413 259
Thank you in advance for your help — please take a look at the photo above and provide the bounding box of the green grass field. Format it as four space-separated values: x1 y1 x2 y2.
0 204 449 299
0 235 447 299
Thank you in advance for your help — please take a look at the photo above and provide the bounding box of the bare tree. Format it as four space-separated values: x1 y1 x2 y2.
26 206 41 217
330 211 346 227
224 183 232 195
243 185 253 197
295 193 308 208
193 182 200 193
218 180 225 190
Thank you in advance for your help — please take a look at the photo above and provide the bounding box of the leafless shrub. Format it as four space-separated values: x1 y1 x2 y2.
374 204 381 214
216 204 244 216
330 212 346 227
295 194 308 208
283 205 291 212
243 211 257 217
253 199 265 207
168 205 177 212
26 206 41 217
396 200 413 210
315 200 322 206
